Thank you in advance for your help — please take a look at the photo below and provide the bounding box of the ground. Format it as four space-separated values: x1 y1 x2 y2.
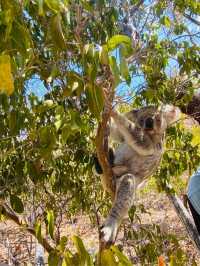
0 182 199 265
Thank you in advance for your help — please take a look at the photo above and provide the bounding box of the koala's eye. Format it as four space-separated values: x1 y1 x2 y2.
139 118 144 125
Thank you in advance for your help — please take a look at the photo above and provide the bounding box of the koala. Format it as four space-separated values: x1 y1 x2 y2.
96 104 181 247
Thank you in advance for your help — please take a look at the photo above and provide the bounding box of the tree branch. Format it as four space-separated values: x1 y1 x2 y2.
95 85 115 199
0 202 54 254
165 185 200 254
184 13 200 26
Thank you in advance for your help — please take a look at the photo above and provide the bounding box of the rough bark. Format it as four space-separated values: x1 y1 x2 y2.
95 86 116 199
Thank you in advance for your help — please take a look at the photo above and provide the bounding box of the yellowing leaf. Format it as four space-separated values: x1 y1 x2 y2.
0 55 14 95
191 126 200 147
107 35 131 51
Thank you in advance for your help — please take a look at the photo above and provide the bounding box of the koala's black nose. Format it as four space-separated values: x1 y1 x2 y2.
145 117 154 129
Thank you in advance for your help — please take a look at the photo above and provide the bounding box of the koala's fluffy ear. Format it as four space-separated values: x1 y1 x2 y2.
125 109 139 121
162 105 181 125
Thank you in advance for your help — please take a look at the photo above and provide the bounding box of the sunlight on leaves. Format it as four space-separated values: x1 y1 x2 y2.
0 55 14 95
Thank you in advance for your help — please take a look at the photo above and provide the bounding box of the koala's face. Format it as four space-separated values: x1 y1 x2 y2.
138 111 164 133
126 105 180 134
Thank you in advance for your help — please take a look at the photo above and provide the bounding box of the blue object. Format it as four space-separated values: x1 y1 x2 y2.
187 168 200 216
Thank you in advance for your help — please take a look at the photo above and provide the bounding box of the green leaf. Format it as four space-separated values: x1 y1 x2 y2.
47 210 55 239
34 100 56 113
48 251 59 266
170 255 175 266
160 16 171 27
109 56 120 86
107 35 131 51
45 0 61 12
191 126 200 147
10 195 24 214
120 56 130 84
83 43 95 58
50 14 66 50
111 246 132 266
38 0 44 16
35 221 42 243
72 235 86 253
72 235 94 266
101 249 117 266
11 22 32 55
85 84 104 119
61 125 71 144
39 126 56 154
65 71 84 96
99 45 109 65
8 110 17 134
58 236 68 252
0 55 14 95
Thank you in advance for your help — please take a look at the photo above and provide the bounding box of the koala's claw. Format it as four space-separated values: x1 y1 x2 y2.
100 223 117 249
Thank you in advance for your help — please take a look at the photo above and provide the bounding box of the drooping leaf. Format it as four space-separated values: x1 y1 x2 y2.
72 235 94 266
120 55 130 84
65 71 84 96
8 110 17 134
0 55 14 95
85 84 104 119
39 126 56 157
160 16 171 27
101 249 117 266
38 0 44 16
45 0 61 12
58 236 68 252
191 126 200 147
50 14 66 50
11 22 32 55
109 56 120 86
99 45 109 65
10 195 24 214
111 246 132 266
48 251 59 266
35 221 42 243
47 210 55 239
107 35 131 51
61 125 71 144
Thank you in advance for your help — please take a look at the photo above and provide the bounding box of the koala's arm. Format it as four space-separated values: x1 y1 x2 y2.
111 111 155 156
110 109 138 143
110 118 124 143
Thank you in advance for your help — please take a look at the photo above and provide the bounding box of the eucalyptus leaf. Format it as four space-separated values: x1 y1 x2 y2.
10 195 24 214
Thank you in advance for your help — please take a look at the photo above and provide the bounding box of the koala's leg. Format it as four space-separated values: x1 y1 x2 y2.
100 173 136 248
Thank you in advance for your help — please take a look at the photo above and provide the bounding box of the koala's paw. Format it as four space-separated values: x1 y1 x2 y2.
100 222 118 249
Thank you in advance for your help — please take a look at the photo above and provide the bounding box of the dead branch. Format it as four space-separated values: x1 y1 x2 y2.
165 185 200 254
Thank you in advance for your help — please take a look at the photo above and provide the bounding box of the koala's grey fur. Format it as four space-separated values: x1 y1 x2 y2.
100 105 181 247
